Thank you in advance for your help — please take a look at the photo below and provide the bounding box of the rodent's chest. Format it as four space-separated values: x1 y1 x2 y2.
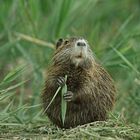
67 77 80 91
66 70 86 92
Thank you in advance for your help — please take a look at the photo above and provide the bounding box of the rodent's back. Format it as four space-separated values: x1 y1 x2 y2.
42 37 116 128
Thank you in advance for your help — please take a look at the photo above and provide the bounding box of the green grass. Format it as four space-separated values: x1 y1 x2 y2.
0 120 140 139
0 0 140 139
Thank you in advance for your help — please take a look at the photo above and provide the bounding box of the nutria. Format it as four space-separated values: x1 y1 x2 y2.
42 37 116 128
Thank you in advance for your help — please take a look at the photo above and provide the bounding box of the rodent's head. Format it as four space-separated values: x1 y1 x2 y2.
53 37 95 68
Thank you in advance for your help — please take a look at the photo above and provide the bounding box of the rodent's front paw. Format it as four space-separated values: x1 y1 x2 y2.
63 91 74 102
57 76 65 87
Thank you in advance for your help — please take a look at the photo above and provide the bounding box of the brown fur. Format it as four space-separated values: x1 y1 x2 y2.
42 37 116 128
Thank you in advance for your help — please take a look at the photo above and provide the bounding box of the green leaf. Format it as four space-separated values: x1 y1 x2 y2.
61 75 68 126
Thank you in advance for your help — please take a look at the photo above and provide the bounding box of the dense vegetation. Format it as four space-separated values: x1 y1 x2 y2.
0 0 140 139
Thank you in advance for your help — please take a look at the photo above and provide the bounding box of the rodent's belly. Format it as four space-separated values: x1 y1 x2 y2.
48 99 107 128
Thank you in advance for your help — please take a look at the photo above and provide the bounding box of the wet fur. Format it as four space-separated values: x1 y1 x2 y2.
42 38 116 128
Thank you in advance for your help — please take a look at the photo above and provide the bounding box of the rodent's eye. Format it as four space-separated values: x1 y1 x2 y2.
56 38 63 49
64 40 69 45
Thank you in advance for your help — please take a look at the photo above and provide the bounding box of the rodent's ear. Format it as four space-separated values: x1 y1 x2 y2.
56 38 63 49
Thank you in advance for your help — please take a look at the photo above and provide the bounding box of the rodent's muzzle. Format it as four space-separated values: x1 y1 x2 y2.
74 39 88 58
71 39 88 67
76 40 86 47
76 39 87 48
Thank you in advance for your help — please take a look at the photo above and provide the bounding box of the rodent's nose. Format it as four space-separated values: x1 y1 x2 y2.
76 41 86 47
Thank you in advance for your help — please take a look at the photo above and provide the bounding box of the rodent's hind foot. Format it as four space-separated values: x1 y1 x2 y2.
63 91 74 102
57 76 65 87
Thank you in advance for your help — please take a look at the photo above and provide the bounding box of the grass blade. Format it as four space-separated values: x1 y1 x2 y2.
42 86 61 115
2 65 26 84
61 75 67 126
0 80 28 94
113 47 140 74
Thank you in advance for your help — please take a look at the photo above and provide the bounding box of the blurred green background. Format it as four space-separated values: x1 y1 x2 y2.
0 0 140 127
